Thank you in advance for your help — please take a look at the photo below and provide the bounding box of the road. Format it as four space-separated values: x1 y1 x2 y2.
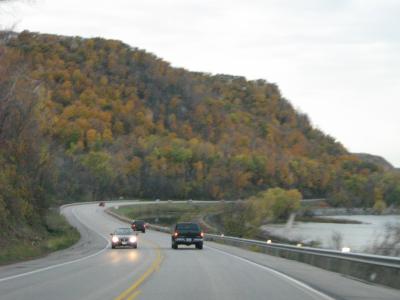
0 202 399 300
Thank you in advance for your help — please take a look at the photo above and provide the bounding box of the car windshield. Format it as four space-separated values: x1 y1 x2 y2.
115 228 133 235
176 223 200 232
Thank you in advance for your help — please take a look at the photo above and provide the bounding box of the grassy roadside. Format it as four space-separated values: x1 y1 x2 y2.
111 202 222 231
0 211 80 266
296 216 362 224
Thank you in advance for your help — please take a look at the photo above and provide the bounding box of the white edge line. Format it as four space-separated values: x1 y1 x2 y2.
206 245 336 300
0 205 110 283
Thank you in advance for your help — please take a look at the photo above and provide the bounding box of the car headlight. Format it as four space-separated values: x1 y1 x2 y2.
129 236 137 243
112 236 119 243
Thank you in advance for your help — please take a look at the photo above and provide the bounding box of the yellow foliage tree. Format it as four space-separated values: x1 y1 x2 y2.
102 128 113 143
249 188 302 224
86 129 98 146
373 187 387 214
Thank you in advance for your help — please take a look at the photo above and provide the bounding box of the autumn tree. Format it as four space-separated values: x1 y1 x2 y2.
81 151 116 201
248 188 302 224
0 36 55 232
373 186 387 214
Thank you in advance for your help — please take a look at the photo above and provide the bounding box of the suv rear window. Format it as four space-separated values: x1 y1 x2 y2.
176 223 200 232
134 220 145 225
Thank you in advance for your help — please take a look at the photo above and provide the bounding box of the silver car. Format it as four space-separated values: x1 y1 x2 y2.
110 228 138 249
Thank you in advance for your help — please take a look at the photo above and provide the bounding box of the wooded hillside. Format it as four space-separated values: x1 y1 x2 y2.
1 31 399 232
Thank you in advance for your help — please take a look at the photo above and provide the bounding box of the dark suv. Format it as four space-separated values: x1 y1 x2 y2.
171 222 204 249
131 220 146 233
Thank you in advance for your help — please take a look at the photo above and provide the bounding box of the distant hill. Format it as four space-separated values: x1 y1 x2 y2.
353 153 394 171
1 31 400 216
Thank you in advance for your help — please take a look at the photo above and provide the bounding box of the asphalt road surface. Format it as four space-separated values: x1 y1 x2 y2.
1 202 400 300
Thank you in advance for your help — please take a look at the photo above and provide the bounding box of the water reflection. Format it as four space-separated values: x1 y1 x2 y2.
262 215 400 252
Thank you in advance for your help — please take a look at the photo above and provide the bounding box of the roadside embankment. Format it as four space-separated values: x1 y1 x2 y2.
0 211 80 265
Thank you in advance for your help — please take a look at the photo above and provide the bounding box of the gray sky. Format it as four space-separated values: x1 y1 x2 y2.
2 0 399 166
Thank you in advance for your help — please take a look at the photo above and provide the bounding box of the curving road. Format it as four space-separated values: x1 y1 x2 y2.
0 202 399 300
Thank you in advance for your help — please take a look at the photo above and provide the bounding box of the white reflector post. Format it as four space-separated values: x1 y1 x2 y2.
341 247 351 253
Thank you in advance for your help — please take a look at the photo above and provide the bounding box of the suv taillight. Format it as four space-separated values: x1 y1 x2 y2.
200 232 204 238
173 231 179 237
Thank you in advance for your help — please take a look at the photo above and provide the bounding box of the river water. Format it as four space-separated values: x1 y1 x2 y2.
262 215 400 252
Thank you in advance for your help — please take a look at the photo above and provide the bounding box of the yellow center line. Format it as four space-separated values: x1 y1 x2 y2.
126 290 141 300
114 239 164 300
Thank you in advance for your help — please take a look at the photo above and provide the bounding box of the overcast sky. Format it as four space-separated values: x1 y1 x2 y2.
1 0 399 166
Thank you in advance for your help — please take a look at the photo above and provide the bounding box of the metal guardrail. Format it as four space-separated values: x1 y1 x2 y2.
203 233 400 289
204 234 400 267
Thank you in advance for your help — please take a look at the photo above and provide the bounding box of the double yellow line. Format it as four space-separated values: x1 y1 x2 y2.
114 242 164 300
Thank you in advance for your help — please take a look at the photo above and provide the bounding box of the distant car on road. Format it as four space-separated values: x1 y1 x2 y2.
110 228 137 249
131 220 146 233
172 222 204 249
99 201 105 207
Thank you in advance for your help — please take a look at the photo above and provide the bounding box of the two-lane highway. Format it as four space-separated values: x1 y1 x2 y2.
0 203 161 300
1 202 399 300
